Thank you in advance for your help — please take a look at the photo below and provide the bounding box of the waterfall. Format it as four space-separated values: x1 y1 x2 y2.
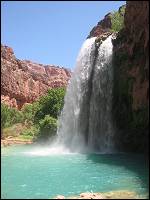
56 35 114 153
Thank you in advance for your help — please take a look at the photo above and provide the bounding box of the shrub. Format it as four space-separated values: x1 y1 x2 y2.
1 87 66 141
20 125 39 140
21 126 39 136
38 115 57 140
2 123 24 139
21 102 40 123
34 87 65 122
111 6 125 32
1 103 8 129
1 103 23 129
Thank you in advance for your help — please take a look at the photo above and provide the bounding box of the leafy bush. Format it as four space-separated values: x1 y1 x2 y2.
1 87 66 141
18 134 34 140
111 6 125 32
2 123 24 139
1 104 23 129
20 125 39 140
34 87 65 122
38 115 57 140
21 126 38 136
21 102 40 123
1 103 8 129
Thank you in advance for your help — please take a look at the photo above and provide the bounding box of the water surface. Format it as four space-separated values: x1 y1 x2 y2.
1 144 149 199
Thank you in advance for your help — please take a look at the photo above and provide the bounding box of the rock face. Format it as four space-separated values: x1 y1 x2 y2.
1 45 71 109
87 5 125 38
88 1 149 153
87 13 112 38
112 1 149 153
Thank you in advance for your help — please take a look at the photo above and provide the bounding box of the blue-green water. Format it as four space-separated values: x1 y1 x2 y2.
1 144 149 199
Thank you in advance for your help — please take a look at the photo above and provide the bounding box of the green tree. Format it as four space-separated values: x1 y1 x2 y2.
21 102 40 123
38 115 57 140
34 87 65 122
1 104 9 129
1 103 23 129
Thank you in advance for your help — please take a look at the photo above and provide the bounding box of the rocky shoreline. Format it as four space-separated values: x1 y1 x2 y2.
54 190 147 199
1 137 33 147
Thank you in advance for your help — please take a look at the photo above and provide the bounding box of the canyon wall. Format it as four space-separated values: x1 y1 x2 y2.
1 45 71 109
112 1 149 153
89 1 149 152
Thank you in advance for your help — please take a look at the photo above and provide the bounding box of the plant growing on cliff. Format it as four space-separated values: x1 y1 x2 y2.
111 6 125 32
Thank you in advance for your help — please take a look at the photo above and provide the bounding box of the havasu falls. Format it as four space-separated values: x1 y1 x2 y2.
2 2 149 199
56 35 114 153
2 34 149 199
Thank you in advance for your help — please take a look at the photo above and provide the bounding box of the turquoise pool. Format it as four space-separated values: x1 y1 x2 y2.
1 144 149 199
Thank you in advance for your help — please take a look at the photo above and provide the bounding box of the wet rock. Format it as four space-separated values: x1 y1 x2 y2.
56 195 65 199
112 1 149 153
79 192 104 199
95 32 112 47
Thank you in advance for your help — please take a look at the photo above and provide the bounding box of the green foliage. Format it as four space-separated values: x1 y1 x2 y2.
21 102 40 123
111 6 125 32
1 103 8 129
1 87 66 141
20 125 39 140
21 126 39 136
34 87 65 122
18 134 34 140
38 115 57 139
1 104 23 129
2 123 24 138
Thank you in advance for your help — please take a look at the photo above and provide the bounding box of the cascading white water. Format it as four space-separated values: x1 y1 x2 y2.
88 36 114 152
56 35 114 153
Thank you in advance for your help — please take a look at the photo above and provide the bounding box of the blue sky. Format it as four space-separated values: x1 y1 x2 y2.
1 1 125 69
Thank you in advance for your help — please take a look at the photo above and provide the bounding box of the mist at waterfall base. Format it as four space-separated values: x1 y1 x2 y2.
2 37 149 199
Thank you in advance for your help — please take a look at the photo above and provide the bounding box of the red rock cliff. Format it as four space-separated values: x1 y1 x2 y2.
88 1 149 152
112 1 149 152
1 45 71 109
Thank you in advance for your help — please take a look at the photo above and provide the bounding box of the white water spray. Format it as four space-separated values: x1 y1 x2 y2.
24 36 114 156
56 35 114 153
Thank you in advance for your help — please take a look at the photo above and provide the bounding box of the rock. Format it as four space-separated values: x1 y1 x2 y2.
87 1 149 153
87 13 112 38
95 32 112 47
111 1 149 153
80 192 104 199
113 1 149 111
1 45 71 109
56 195 65 199
103 190 139 199
87 5 125 39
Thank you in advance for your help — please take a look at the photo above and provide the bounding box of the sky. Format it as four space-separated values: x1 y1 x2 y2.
1 1 125 69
